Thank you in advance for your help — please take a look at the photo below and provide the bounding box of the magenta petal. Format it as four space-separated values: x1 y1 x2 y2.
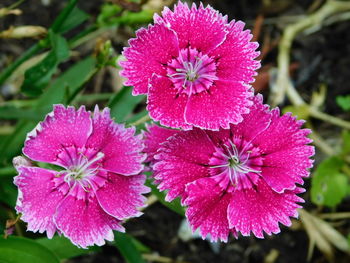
96 173 149 220
253 109 314 192
143 124 179 163
232 94 271 142
184 178 236 242
147 74 192 130
185 79 253 130
260 145 315 192
54 194 124 248
157 2 228 53
154 129 215 201
14 166 65 238
210 20 260 83
228 179 303 238
120 23 179 95
23 105 92 166
86 106 145 175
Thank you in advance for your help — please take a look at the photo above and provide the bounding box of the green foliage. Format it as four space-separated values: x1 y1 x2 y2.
336 95 350 111
114 232 146 263
21 31 70 96
146 179 185 216
36 236 99 260
311 157 349 207
108 86 145 122
0 236 60 263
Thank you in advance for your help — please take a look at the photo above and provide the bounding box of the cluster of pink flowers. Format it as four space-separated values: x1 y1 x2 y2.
13 1 314 247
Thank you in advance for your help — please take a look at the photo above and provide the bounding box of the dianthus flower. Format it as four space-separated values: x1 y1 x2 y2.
120 1 260 130
146 95 314 241
14 105 149 248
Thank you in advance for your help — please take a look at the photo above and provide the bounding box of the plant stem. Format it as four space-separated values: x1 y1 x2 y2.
129 115 151 126
309 107 350 130
272 0 350 106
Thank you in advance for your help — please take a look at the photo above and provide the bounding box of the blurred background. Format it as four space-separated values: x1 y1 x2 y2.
1 0 350 262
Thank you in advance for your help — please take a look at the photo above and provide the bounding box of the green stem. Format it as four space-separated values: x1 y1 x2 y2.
129 115 151 126
309 107 350 130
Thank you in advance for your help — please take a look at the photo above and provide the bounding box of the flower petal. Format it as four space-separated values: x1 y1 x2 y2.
14 166 65 238
147 74 192 130
253 109 314 192
96 173 149 220
228 179 304 238
23 105 92 167
232 94 271 142
210 20 260 83
260 145 315 192
120 23 179 95
143 124 179 163
156 2 228 53
54 194 124 248
185 79 253 130
86 106 145 175
154 129 215 201
184 178 236 242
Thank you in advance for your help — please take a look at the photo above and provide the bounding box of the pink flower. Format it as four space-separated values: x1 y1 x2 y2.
143 124 179 165
151 95 314 241
14 105 149 248
120 1 260 130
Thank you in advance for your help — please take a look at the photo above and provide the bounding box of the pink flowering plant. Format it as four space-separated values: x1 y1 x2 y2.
7 0 350 262
120 1 260 130
145 95 314 240
14 105 149 248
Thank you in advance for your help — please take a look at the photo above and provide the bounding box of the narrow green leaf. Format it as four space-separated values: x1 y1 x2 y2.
51 0 78 33
36 236 99 260
57 7 89 34
0 106 50 121
21 31 69 96
0 167 16 177
0 236 60 263
146 180 185 216
108 86 145 122
0 57 97 161
115 232 145 263
36 56 97 107
311 157 348 207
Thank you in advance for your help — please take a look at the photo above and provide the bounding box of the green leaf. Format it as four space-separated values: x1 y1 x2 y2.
311 157 349 207
0 178 17 207
108 86 145 122
21 31 69 96
57 7 89 34
0 167 16 177
36 236 99 260
0 106 50 121
114 232 145 263
341 130 350 156
0 236 59 263
146 179 185 216
36 56 97 107
336 95 350 111
0 57 97 162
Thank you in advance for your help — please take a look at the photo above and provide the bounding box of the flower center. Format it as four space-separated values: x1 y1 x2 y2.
209 139 263 191
167 47 217 95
